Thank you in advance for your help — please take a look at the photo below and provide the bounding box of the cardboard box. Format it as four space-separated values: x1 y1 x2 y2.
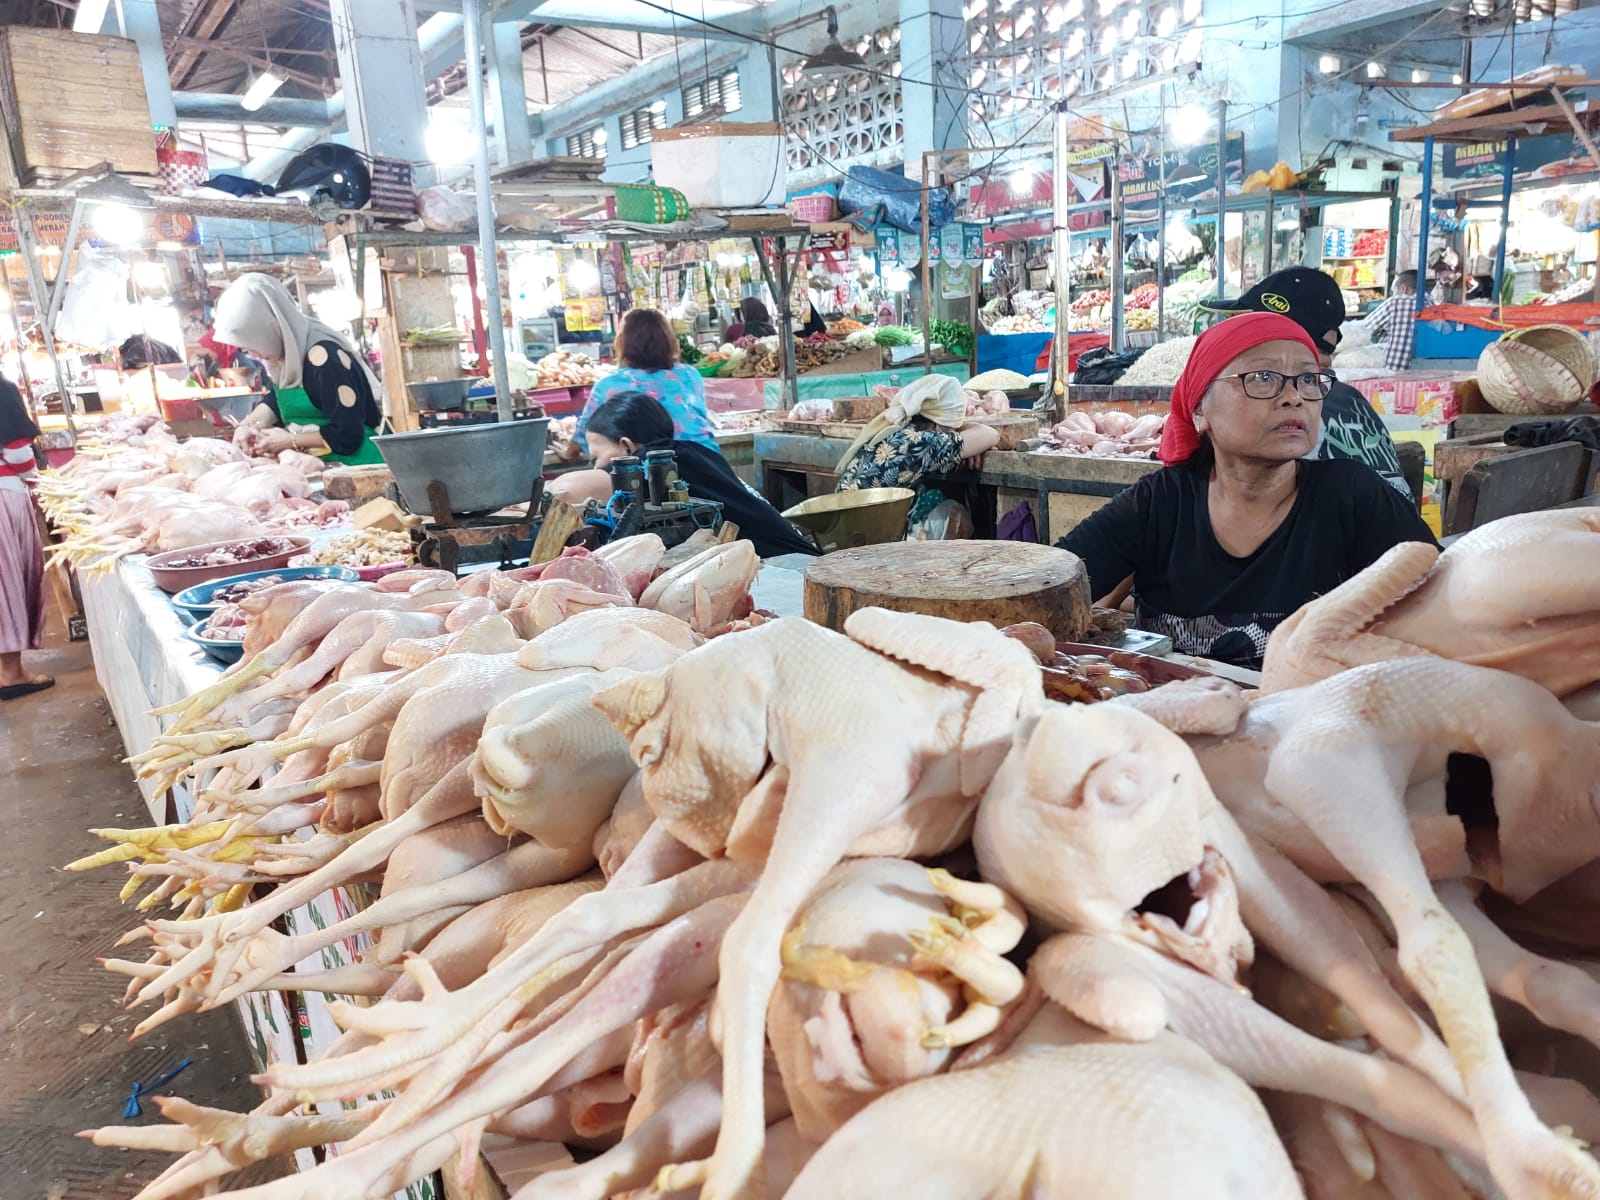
1349 372 1471 426
0 27 157 186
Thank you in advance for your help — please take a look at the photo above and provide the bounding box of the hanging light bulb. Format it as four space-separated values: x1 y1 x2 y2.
1411 68 1429 83
1318 54 1341 74
1366 62 1386 79
1168 104 1211 147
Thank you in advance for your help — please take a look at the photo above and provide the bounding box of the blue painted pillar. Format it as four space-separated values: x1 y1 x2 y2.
329 0 430 163
1415 135 1434 318
487 17 532 167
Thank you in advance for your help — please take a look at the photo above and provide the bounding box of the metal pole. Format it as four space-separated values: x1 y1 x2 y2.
1215 100 1227 301
462 0 513 422
1109 140 1125 355
1491 137 1515 318
0 257 37 419
1415 135 1435 319
921 150 934 373
1156 132 1167 345
1051 101 1071 413
15 210 75 436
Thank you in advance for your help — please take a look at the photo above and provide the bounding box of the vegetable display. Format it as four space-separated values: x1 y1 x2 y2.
930 319 976 360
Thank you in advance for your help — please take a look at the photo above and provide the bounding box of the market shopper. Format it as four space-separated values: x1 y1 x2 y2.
548 390 818 559
212 273 384 465
1365 269 1422 372
568 308 717 460
722 298 776 342
833 374 999 494
0 378 50 700
1202 267 1408 498
1058 313 1436 669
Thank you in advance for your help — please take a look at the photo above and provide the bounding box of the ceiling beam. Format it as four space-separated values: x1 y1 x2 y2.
168 0 239 88
1284 0 1462 43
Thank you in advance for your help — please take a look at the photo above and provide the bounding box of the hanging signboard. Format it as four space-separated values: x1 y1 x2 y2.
1443 130 1597 185
0 209 199 252
807 227 850 252
1117 130 1247 222
877 225 900 264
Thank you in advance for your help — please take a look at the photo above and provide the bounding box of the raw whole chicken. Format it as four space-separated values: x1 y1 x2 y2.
1035 409 1165 458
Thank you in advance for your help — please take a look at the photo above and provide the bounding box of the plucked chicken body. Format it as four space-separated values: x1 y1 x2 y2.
787 1004 1304 1200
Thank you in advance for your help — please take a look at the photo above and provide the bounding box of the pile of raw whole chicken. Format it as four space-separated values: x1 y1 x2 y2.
71 509 1600 1200
1035 408 1166 458
33 415 351 572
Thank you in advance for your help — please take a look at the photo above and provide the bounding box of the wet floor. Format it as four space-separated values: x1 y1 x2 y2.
0 628 286 1198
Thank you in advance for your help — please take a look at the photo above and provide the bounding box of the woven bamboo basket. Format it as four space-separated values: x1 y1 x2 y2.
1476 324 1595 415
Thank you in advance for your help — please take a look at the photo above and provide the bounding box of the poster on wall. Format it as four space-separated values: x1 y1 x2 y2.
1118 130 1246 222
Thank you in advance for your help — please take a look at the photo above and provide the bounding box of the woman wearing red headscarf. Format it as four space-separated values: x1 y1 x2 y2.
1059 313 1435 668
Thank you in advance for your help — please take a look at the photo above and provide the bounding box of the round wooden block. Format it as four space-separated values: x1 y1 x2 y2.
803 540 1093 638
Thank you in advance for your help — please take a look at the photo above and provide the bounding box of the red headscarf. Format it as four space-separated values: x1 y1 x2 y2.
199 329 238 370
1159 312 1322 466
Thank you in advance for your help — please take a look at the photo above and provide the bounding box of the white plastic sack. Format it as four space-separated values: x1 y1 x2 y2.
416 185 473 232
57 254 135 351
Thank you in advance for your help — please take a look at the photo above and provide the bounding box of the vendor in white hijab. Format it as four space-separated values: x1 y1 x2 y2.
212 273 385 465
834 374 999 493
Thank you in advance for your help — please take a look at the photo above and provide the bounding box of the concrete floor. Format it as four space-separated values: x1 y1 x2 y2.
0 628 286 1198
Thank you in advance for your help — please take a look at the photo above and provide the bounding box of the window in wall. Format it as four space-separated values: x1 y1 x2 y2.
964 0 1204 138
621 101 668 149
782 25 902 179
566 126 607 159
683 70 743 118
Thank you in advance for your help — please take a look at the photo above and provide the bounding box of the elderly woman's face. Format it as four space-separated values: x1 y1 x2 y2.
1193 338 1323 463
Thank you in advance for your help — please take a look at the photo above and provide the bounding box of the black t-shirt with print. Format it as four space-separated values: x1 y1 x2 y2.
1058 452 1438 668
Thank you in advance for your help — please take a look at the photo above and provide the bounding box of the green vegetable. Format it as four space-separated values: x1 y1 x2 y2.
930 320 976 359
873 326 915 347
677 334 703 365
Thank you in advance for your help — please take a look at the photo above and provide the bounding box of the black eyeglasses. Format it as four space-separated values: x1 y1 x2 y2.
1217 369 1335 401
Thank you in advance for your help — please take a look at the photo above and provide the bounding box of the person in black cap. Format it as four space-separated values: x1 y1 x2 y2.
1201 267 1408 499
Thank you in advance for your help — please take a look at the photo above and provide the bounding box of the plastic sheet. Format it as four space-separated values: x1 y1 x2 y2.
838 165 953 233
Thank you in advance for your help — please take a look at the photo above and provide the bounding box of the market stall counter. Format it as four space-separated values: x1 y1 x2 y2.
75 555 433 1198
753 428 1160 542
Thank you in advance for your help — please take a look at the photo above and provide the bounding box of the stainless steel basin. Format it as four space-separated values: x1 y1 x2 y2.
375 417 550 515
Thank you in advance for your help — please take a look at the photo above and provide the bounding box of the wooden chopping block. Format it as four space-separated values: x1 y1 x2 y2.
832 395 889 422
1435 434 1510 486
803 540 1093 638
324 464 396 503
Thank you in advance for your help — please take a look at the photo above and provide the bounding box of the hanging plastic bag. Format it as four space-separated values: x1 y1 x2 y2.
907 497 974 541
57 253 134 351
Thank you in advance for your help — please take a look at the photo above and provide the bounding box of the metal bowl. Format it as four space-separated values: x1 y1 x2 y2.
375 418 551 516
193 391 259 424
406 379 476 411
782 487 914 552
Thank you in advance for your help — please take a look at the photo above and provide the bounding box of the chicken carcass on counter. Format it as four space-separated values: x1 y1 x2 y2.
32 416 351 570
64 512 1600 1200
1036 408 1166 458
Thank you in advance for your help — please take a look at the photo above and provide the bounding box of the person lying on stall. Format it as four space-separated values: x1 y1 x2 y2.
1201 267 1409 499
547 391 819 560
834 373 1000 493
1058 312 1437 670
212 274 385 465
564 308 717 462
722 298 777 342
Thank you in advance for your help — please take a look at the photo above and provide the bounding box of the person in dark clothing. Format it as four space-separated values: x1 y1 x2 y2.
212 273 383 464
723 298 776 342
1200 266 1408 499
1059 313 1436 669
117 335 182 371
547 390 819 559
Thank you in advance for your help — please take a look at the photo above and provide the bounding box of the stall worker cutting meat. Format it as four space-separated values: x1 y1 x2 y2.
212 273 385 465
1058 312 1436 669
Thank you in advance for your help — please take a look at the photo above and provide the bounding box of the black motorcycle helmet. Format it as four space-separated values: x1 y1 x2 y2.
275 144 372 209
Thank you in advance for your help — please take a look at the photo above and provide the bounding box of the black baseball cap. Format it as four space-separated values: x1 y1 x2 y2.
1199 267 1346 356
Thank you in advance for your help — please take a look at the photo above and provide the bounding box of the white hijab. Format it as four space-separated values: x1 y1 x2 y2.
836 373 969 474
212 273 380 396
